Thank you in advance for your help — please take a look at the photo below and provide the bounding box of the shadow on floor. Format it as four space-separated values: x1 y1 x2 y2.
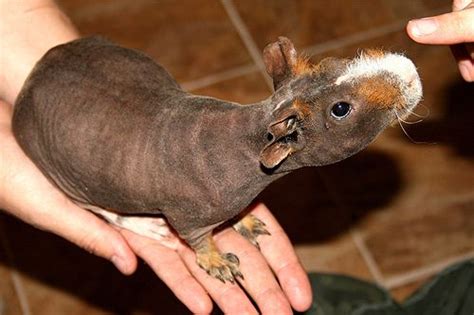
401 79 474 158
258 149 403 244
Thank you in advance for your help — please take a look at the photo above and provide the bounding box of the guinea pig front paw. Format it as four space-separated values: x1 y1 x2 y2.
233 214 271 250
194 235 243 284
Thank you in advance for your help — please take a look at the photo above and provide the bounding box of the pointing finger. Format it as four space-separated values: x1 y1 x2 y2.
121 230 213 314
407 6 474 45
248 203 313 312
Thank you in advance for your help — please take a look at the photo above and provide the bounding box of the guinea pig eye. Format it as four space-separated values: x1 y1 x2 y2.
330 102 352 119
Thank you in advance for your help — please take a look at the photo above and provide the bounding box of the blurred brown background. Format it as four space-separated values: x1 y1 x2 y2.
1 0 473 314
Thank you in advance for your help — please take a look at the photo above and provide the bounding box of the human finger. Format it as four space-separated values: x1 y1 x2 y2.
1 171 137 275
453 0 473 12
121 229 213 314
452 0 474 82
248 203 313 312
214 228 293 314
406 6 474 45
451 43 474 81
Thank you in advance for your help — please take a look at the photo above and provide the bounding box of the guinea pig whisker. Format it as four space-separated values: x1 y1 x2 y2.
397 116 423 125
395 111 424 144
404 110 425 119
395 108 423 124
400 102 430 119
404 108 428 119
412 103 430 118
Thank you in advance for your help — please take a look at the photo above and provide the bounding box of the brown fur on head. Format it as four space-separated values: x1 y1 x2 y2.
361 48 386 58
292 56 314 75
353 75 404 109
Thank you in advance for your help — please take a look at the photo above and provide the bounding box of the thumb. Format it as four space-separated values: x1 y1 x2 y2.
44 202 139 275
3 184 138 275
407 6 474 45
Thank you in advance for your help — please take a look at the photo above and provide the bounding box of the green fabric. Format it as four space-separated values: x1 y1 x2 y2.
303 259 474 315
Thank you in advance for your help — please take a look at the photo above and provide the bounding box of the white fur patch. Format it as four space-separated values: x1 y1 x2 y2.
335 52 423 111
335 53 417 85
89 207 180 250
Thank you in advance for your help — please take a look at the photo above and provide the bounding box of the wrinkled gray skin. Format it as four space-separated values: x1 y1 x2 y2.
12 37 419 245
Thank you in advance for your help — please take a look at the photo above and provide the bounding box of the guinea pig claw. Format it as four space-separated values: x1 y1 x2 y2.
196 246 242 284
233 214 271 250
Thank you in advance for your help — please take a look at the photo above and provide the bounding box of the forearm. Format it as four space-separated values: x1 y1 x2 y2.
0 0 79 104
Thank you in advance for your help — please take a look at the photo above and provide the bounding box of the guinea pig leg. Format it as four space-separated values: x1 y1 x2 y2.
191 233 243 284
233 214 271 250
87 207 180 250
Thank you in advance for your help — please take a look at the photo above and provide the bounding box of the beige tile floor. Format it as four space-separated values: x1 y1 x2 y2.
1 0 473 314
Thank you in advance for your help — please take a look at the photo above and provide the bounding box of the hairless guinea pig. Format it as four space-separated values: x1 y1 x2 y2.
12 36 422 283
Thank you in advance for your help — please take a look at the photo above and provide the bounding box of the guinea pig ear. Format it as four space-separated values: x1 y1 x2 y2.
263 36 297 91
259 107 305 169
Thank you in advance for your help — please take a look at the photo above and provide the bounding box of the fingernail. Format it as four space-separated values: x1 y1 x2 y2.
453 0 472 10
410 18 438 37
111 255 129 274
459 64 473 82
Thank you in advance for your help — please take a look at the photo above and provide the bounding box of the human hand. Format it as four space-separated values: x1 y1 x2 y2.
0 0 79 103
406 0 474 81
1 1 312 313
122 202 312 314
0 0 139 275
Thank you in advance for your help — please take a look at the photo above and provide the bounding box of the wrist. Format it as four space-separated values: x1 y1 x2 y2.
0 0 79 104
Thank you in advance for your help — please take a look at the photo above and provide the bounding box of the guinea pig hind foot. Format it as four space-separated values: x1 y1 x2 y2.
233 214 271 250
87 207 180 250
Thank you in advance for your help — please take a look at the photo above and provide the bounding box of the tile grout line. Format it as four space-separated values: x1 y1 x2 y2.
302 3 450 58
350 229 385 284
180 18 406 92
384 251 474 290
302 19 407 57
0 222 31 315
181 5 451 92
220 0 274 91
317 171 387 284
181 63 258 91
181 16 410 92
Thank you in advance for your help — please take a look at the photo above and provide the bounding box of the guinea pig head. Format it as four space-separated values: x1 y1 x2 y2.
260 37 423 170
